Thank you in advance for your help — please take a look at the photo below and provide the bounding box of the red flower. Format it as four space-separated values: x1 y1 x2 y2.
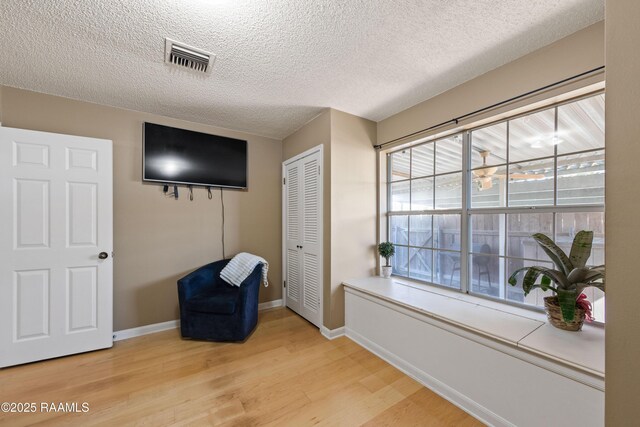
576 293 594 322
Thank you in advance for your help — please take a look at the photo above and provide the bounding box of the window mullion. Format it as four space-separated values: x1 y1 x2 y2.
505 121 510 208
386 153 391 244
461 131 470 293
553 106 559 243
429 142 435 283
466 205 604 215
432 142 436 209
554 106 559 207
408 149 413 278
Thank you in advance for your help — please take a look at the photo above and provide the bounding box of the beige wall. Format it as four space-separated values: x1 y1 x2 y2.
282 109 376 329
329 110 377 328
282 110 332 162
282 109 333 326
0 86 283 331
378 21 605 146
605 1 640 424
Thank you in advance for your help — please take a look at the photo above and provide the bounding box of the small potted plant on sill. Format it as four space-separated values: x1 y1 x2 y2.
378 241 395 278
509 230 604 331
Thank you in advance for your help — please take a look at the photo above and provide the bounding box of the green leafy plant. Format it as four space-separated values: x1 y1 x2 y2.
509 230 605 322
378 242 395 267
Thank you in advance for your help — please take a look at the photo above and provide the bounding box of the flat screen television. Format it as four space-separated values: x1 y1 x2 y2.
143 122 247 189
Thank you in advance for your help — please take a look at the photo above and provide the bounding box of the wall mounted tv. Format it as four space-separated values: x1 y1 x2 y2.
143 122 248 189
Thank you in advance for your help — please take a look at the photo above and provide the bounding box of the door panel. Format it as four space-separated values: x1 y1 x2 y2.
285 163 302 315
286 249 300 303
0 126 113 368
302 253 320 316
300 155 321 325
66 147 98 171
14 269 50 340
15 179 50 248
14 141 49 168
287 166 299 242
303 158 319 245
67 266 98 332
67 182 98 247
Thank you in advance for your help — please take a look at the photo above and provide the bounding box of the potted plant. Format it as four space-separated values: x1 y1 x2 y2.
509 230 604 331
378 242 395 278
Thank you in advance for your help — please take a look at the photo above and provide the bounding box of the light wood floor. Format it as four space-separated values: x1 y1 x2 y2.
0 308 483 426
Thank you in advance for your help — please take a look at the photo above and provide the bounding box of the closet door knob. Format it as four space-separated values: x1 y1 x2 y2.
98 252 109 259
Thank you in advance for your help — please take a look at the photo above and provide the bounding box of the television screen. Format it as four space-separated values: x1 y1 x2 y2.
143 122 247 189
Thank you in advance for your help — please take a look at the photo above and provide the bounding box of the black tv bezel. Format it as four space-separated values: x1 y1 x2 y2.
142 122 248 190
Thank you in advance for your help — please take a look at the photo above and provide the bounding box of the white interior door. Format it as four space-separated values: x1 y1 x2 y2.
0 126 113 368
283 147 322 327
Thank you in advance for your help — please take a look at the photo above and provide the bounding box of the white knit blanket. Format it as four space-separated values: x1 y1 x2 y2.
220 252 269 287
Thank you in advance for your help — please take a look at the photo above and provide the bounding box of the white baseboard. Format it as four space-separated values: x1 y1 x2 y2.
113 299 284 342
113 320 180 342
259 299 283 311
345 327 513 427
320 325 345 340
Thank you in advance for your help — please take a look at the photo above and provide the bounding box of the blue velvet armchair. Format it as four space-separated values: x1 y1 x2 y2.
177 259 262 341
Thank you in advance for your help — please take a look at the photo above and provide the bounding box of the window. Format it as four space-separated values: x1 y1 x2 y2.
387 93 605 321
389 135 463 287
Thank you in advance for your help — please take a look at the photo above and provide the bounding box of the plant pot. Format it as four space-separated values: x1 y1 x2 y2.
381 266 392 278
544 296 586 331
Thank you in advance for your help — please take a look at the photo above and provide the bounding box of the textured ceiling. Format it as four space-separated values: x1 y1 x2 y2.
0 0 603 139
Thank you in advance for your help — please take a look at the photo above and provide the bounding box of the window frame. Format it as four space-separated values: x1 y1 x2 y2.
386 90 605 317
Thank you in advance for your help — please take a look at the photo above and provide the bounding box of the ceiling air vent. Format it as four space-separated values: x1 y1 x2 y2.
164 38 215 74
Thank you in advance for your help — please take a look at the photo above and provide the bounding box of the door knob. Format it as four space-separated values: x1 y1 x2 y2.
98 252 109 259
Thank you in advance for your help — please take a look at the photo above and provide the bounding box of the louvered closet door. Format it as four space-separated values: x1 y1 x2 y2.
283 148 322 327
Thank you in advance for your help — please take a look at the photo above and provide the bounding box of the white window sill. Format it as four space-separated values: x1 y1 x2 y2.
342 276 604 382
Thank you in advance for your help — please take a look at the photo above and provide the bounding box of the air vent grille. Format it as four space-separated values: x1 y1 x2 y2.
165 38 215 74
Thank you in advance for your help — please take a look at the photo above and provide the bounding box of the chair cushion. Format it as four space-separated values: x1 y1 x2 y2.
185 287 239 314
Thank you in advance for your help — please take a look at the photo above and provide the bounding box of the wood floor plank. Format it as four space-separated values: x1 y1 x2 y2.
361 388 485 427
0 308 483 426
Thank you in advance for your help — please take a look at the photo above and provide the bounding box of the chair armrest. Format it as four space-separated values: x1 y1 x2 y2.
178 260 229 301
237 264 263 308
